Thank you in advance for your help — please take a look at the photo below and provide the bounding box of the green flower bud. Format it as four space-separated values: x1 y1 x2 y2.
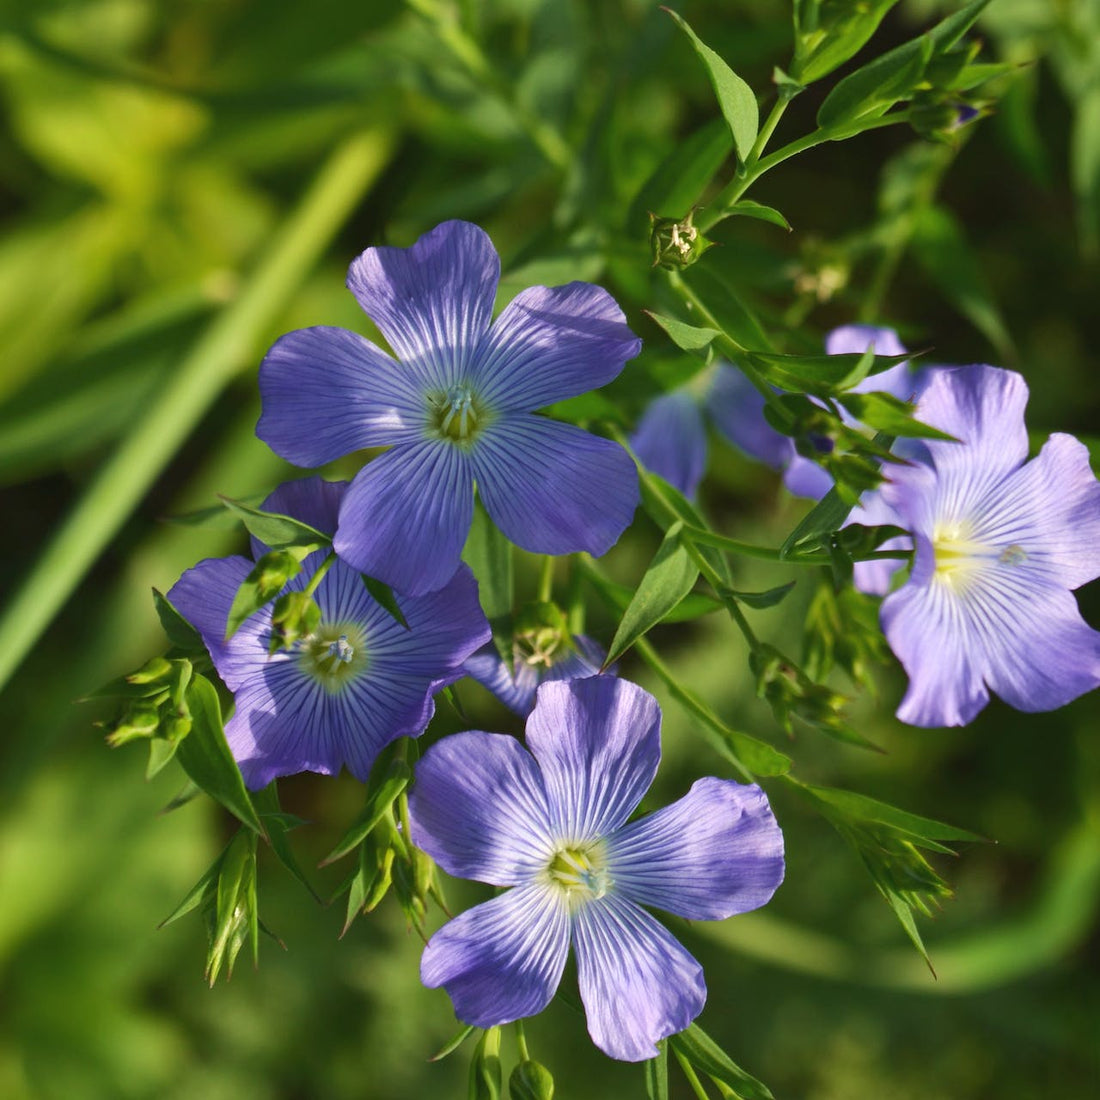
269 590 322 653
250 549 302 601
509 1059 555 1100
649 211 712 270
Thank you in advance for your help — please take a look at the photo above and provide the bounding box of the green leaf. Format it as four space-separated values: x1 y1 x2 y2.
319 761 413 866
587 576 722 623
837 392 957 440
645 1042 669 1100
429 1023 478 1063
629 118 732 230
683 266 775 352
911 204 1014 358
175 674 265 835
462 501 514 666
158 850 223 929
208 829 259 984
795 0 902 84
664 9 759 162
816 34 932 130
363 575 410 629
1071 84 1100 253
251 784 321 902
605 523 699 667
780 487 852 558
745 349 910 397
926 0 993 55
722 580 796 610
152 588 206 654
728 199 791 231
218 494 331 554
645 310 719 353
670 1025 774 1100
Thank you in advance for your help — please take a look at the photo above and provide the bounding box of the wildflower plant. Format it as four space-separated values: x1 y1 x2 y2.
8 1 1091 1097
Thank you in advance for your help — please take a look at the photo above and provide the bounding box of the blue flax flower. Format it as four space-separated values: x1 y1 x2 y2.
408 677 785 1061
169 477 490 788
257 220 642 596
879 365 1100 726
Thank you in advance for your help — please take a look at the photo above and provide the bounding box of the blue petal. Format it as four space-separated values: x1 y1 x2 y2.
346 220 499 391
257 326 426 466
572 893 705 1061
260 476 348 538
781 454 834 500
630 391 708 499
825 324 907 358
708 365 793 471
471 414 637 557
471 282 641 410
907 364 1030 484
420 885 570 1027
606 778 784 920
845 488 911 597
524 678 661 840
167 555 261 681
464 634 608 716
409 731 555 885
334 440 474 596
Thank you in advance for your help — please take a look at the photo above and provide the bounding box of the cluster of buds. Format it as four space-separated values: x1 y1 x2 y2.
99 656 194 747
750 643 852 739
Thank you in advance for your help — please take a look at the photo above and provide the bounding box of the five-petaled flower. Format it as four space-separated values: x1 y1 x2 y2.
257 220 642 596
408 677 785 1061
879 365 1100 726
169 477 490 788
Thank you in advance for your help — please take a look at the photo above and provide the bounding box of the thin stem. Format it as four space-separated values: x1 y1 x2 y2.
515 1020 531 1062
537 556 555 603
0 131 394 695
672 1047 713 1100
682 538 762 652
302 551 338 598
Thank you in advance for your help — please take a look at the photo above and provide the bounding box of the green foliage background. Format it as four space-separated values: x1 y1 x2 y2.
0 1 1097 1097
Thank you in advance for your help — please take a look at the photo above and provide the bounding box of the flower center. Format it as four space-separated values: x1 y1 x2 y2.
932 521 1029 590
546 842 610 904
299 622 367 693
429 385 487 443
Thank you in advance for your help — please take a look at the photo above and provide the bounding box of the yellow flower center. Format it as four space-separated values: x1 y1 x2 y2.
299 622 366 692
546 842 610 905
932 520 1028 591
429 385 488 443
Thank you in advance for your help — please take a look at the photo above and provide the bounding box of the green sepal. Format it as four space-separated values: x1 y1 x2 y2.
663 9 759 162
268 590 322 653
604 522 699 667
509 1060 555 1100
669 1024 774 1100
175 673 265 836
206 828 260 984
218 494 331 555
469 1027 503 1100
645 1041 669 1100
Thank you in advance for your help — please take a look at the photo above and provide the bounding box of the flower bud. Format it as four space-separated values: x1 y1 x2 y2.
649 211 712 270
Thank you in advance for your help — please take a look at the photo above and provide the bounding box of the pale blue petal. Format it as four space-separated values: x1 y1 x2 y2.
260 476 348 538
572 894 705 1062
409 731 555 885
781 454 834 500
346 220 499 391
472 282 641 410
825 324 907 358
708 365 793 470
845 488 912 597
334 440 474 596
471 414 637 557
606 778 784 920
257 326 426 465
524 678 661 840
631 391 708 498
420 885 570 1027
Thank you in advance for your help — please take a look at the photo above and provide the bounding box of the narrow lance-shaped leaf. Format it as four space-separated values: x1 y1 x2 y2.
605 522 699 667
669 1025 774 1100
728 200 791 231
745 348 910 397
719 580 796 610
363 575 409 629
816 34 933 130
219 494 331 554
175 673 265 835
153 587 206 654
926 0 994 54
837 391 957 440
645 310 719 354
320 760 413 866
251 783 321 902
664 8 759 161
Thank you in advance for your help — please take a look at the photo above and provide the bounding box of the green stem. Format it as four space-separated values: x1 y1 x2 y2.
302 551 338 598
681 524 911 565
537 555 555 603
671 1047 712 1100
681 539 762 653
0 131 393 695
515 1019 531 1062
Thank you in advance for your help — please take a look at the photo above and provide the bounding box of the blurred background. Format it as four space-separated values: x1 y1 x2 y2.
0 0 1097 1097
